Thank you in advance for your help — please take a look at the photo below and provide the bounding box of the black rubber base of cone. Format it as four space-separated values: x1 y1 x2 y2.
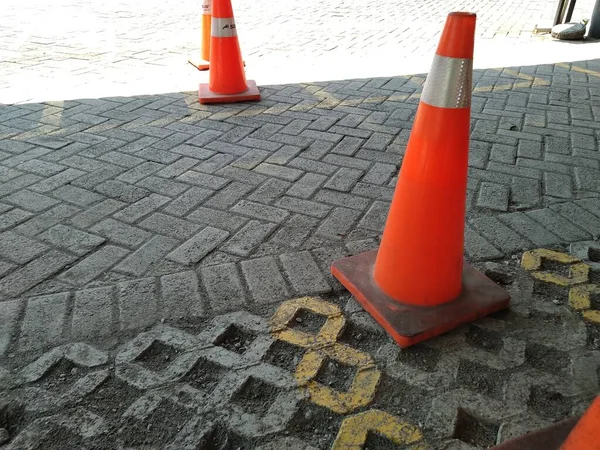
331 250 511 348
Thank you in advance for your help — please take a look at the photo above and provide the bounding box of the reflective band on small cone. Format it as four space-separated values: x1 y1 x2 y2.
212 18 238 38
330 11 510 348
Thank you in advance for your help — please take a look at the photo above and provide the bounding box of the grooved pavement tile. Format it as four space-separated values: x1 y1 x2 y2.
241 256 290 304
18 293 69 352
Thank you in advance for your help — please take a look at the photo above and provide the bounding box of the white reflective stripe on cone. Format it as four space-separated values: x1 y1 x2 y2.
421 55 472 108
202 0 211 15
212 18 237 37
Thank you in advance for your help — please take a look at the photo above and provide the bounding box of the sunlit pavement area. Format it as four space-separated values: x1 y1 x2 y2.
1 0 600 448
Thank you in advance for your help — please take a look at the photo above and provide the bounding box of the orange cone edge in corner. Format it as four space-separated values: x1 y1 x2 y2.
188 0 211 71
198 0 260 104
330 12 510 348
560 396 600 450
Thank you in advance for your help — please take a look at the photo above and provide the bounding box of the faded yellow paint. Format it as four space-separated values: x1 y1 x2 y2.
583 310 600 325
557 62 600 78
331 409 425 449
295 343 380 414
569 284 600 310
521 249 589 286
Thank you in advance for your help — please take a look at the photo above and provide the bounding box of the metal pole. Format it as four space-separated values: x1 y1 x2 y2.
554 0 567 25
565 0 577 22
590 0 600 38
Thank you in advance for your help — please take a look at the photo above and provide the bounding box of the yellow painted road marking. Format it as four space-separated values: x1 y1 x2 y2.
332 409 426 450
569 284 600 325
557 62 600 78
521 249 589 286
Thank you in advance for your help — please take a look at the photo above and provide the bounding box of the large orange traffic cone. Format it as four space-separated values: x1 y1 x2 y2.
198 0 260 104
560 396 600 450
331 12 510 348
188 0 211 71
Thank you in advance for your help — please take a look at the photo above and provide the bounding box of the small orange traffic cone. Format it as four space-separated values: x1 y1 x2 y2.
331 12 510 348
560 396 600 450
188 0 211 71
198 0 260 104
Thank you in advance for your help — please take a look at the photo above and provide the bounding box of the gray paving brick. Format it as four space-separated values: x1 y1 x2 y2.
163 186 214 216
471 216 532 254
194 153 236 174
477 182 510 211
576 198 600 218
218 125 256 143
275 196 332 218
0 250 76 297
205 140 253 158
253 162 304 182
71 286 114 339
550 203 600 237
113 193 170 224
526 208 592 242
14 205 78 237
114 235 178 276
498 212 562 247
280 251 331 295
116 161 164 184
464 225 503 260
156 157 200 179
270 214 319 248
3 147 52 167
71 165 127 189
136 147 181 164
5 189 59 212
364 132 393 151
204 182 254 210
288 157 338 175
98 151 145 168
231 200 289 223
166 227 229 265
265 145 303 165
241 256 290 304
490 143 517 164
316 207 363 240
332 136 364 156
69 199 124 229
286 173 328 199
0 173 42 197
187 206 248 232
302 140 336 160
0 209 33 231
185 129 223 147
238 136 283 152
247 178 291 204
40 224 106 256
59 245 129 286
358 201 389 232
62 155 112 172
0 299 21 355
200 263 247 312
19 293 69 352
139 212 200 239
362 163 396 185
544 172 573 199
178 170 230 189
281 119 311 135
222 220 278 257
136 176 189 197
52 184 104 207
302 129 342 144
324 168 364 192
29 168 85 193
118 278 157 330
16 159 66 176
230 149 270 170
0 231 48 264
509 177 541 209
90 218 151 248
314 190 371 211
574 167 600 192
94 180 149 203
160 271 205 319
323 154 372 170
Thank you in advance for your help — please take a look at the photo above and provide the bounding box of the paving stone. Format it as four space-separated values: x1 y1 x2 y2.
270 214 319 248
14 204 79 237
113 193 170 224
280 251 331 295
477 182 510 211
364 132 394 151
362 162 396 185
116 161 164 184
575 198 600 218
178 170 230 189
52 184 104 207
265 145 303 165
230 149 270 170
187 206 249 233
166 227 229 265
160 271 205 319
71 286 114 339
59 246 129 286
526 208 592 241
204 182 254 210
314 190 371 211
510 177 541 209
118 278 157 330
471 216 531 254
498 212 562 247
316 207 362 240
216 166 269 186
16 159 66 176
288 157 339 175
40 224 106 256
286 173 328 199
231 200 289 223
331 136 364 156
0 250 76 297
323 154 372 170
247 178 292 204
71 165 127 189
136 176 189 198
241 257 290 304
136 147 181 164
550 203 600 237
253 162 304 181
94 180 149 203
275 196 332 218
163 186 214 216
114 235 179 276
195 153 236 174
0 231 48 264
0 297 20 357
324 167 364 192
464 225 503 260
0 208 33 231
358 201 389 232
5 189 59 212
544 172 573 198
222 220 278 257
90 218 151 248
18 293 69 352
70 199 125 229
139 212 201 239
351 182 394 201
200 263 247 312
574 167 600 192
156 157 200 179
